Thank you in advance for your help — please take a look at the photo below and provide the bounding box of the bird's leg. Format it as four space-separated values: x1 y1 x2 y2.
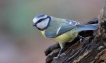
54 48 63 59
54 43 65 59
78 35 84 42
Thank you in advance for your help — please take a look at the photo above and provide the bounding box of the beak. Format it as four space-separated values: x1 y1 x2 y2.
32 23 36 26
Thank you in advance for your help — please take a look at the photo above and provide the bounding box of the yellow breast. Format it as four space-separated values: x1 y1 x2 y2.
40 30 78 43
41 30 78 43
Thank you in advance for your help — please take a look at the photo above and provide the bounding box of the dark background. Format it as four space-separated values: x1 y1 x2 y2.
0 0 105 63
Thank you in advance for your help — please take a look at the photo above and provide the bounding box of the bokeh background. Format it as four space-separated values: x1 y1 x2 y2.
0 0 105 63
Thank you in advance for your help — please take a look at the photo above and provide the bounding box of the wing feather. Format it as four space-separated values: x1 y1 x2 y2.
45 19 80 38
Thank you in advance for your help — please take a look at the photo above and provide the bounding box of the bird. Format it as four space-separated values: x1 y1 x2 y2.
32 14 98 58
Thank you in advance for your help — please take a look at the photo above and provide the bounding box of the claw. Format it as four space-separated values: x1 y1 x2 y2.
60 53 66 56
53 56 59 59
78 35 84 42
53 53 66 59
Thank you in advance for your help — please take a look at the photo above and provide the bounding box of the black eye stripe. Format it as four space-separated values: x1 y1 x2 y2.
38 18 45 23
36 17 49 24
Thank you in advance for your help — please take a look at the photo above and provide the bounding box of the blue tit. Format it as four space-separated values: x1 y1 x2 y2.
32 14 98 58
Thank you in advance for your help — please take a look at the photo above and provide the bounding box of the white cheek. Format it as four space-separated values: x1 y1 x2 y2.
36 18 49 29
33 18 39 23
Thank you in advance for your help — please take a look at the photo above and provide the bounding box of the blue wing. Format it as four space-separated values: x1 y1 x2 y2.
45 19 80 38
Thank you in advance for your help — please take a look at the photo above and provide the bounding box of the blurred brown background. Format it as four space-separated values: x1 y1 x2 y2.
0 0 105 63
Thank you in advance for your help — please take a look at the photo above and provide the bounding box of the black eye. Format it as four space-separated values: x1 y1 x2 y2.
38 19 45 23
36 17 48 24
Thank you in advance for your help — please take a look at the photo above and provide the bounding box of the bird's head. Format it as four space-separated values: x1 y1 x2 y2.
32 14 51 30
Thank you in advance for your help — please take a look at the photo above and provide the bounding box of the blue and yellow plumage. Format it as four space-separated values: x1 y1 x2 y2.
41 29 79 49
32 14 98 58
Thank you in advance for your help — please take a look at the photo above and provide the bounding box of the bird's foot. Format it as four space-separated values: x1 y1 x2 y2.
53 56 59 59
60 53 66 56
53 54 60 59
78 35 84 42
53 53 66 59
53 48 65 59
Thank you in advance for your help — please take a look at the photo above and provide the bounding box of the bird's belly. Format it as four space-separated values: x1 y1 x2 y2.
40 30 78 43
53 31 78 43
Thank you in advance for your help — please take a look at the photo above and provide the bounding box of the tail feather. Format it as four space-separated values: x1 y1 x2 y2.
75 24 98 31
